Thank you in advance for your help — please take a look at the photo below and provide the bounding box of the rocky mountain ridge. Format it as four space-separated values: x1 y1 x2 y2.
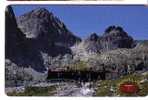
5 7 148 85
72 26 135 59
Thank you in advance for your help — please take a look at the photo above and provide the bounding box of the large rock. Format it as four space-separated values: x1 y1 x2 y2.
16 8 81 47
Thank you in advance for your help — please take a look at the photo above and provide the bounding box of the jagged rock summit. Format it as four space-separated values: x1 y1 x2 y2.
103 26 128 37
16 7 81 47
72 26 135 57
102 26 134 50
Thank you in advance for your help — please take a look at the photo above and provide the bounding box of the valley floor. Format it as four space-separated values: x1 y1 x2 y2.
6 71 148 96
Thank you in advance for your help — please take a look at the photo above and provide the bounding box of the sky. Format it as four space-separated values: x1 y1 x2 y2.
12 5 148 40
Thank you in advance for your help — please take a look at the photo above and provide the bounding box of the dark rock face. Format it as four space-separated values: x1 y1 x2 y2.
16 8 81 47
5 6 26 59
5 5 25 62
101 26 134 51
79 26 135 53
6 6 46 72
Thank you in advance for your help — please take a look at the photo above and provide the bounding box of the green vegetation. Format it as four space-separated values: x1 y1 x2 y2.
96 72 148 96
7 86 56 96
70 61 88 71
7 72 148 96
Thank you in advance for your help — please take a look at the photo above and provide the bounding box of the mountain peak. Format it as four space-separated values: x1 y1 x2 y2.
87 33 99 41
26 8 53 19
103 25 128 37
34 7 49 12
16 7 81 47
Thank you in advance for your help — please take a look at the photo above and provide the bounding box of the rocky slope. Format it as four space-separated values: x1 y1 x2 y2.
71 42 148 79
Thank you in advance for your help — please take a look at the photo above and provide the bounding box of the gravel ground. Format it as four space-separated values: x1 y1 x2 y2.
54 82 95 96
5 81 96 96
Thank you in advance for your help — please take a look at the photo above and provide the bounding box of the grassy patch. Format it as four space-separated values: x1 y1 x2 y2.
96 72 148 96
70 61 88 71
7 86 56 96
